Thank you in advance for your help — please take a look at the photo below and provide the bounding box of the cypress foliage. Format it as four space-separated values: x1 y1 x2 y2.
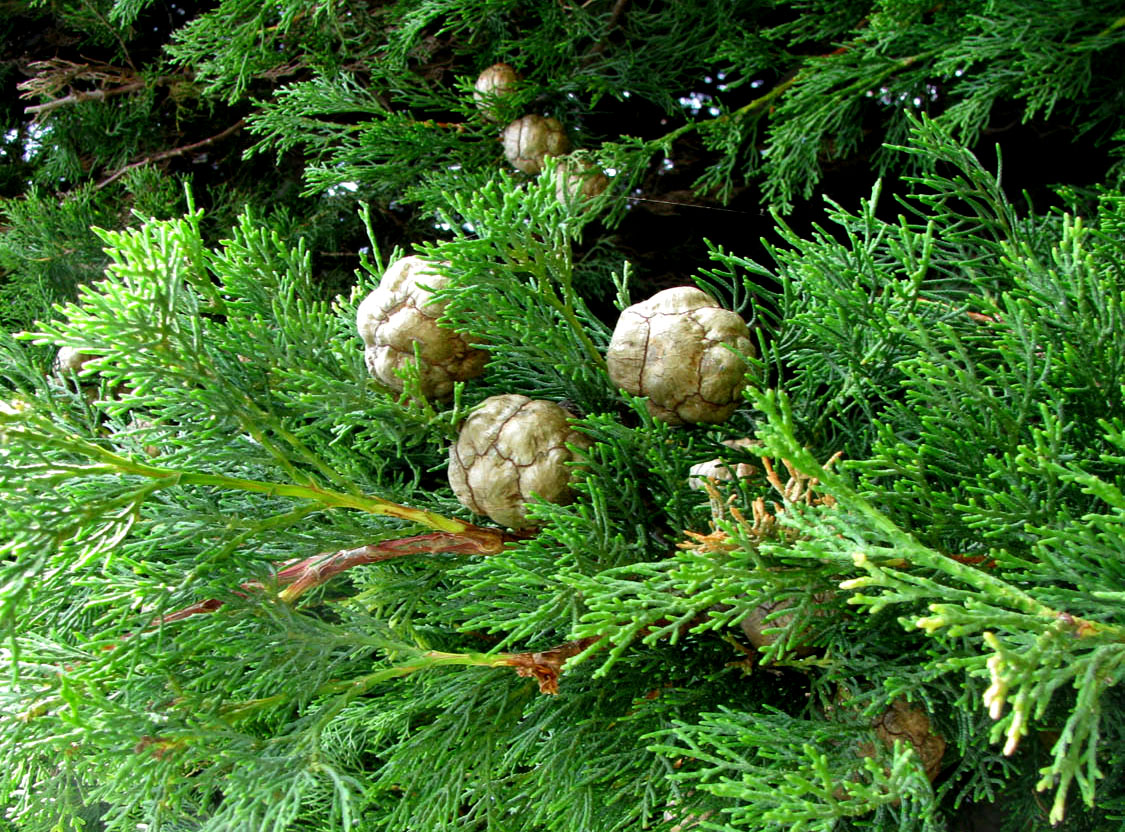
2 3 1125 831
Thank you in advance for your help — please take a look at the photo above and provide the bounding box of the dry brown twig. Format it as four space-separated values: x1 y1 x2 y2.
95 119 247 189
19 58 133 99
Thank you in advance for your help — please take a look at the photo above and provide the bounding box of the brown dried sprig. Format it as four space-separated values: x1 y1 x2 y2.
871 697 947 782
680 451 842 555
97 636 608 737
503 636 603 694
19 59 135 100
761 452 842 508
19 59 182 119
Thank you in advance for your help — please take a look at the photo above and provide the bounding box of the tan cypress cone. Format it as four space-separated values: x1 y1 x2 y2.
356 256 486 399
502 114 569 175
474 62 519 121
607 287 753 424
448 394 590 529
555 157 610 205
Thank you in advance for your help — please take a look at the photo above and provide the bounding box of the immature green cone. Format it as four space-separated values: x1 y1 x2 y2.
871 698 947 783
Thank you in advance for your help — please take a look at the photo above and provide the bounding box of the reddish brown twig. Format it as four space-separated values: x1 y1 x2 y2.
914 296 1002 325
156 598 228 624
948 552 998 568
96 119 247 190
275 528 510 602
966 310 1002 324
150 527 512 627
418 120 467 132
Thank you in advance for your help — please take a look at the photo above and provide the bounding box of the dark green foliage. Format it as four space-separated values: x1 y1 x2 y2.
4 2 1125 831
3 113 1125 831
5 0 1125 326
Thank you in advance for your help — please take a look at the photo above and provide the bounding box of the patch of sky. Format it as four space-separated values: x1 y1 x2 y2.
21 123 51 162
433 215 476 234
678 91 720 116
326 181 360 197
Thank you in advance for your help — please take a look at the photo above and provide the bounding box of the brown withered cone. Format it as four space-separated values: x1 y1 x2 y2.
607 287 753 424
873 698 946 782
739 591 834 652
740 599 796 650
502 115 569 175
832 694 946 802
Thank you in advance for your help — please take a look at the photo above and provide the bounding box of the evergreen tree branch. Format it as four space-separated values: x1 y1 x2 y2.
584 0 631 58
0 397 484 534
7 8 1125 828
215 638 605 736
658 72 798 149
